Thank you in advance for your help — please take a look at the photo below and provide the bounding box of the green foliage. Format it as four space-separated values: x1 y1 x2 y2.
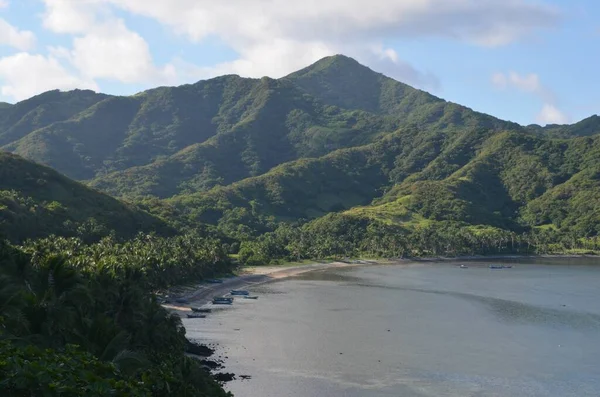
0 152 173 243
3 54 600 261
526 115 600 139
0 234 233 396
0 341 150 396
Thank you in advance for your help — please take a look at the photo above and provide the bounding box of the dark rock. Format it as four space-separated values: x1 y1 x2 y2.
186 339 214 357
214 372 236 383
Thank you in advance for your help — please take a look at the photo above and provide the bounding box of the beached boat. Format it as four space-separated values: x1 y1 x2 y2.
187 313 207 319
230 290 250 296
206 279 224 284
191 307 212 313
243 296 258 300
212 297 233 305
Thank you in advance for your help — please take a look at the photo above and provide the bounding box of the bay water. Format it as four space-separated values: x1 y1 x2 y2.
184 259 600 396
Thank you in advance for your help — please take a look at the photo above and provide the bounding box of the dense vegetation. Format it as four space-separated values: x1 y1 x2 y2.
0 152 172 243
0 234 233 396
1 54 600 394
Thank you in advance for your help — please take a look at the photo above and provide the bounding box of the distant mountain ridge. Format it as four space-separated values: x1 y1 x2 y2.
1 55 599 240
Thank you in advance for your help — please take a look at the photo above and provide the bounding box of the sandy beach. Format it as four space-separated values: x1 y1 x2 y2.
162 254 600 313
161 260 379 312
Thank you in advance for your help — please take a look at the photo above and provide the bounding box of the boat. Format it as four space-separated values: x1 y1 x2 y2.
243 296 258 300
459 265 468 269
191 307 212 313
230 290 250 296
489 265 503 269
187 313 207 319
212 297 234 305
175 298 189 304
502 265 513 269
206 279 224 284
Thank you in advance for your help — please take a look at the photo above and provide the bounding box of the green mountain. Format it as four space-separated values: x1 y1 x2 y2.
0 152 172 242
1 54 599 245
0 89 108 147
1 55 519 199
526 115 600 139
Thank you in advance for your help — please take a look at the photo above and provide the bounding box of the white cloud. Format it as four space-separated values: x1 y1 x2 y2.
41 0 175 85
0 18 36 50
492 71 541 93
41 0 105 34
537 103 569 124
0 53 98 101
104 0 559 47
0 0 561 101
492 71 568 125
95 0 558 88
69 20 174 83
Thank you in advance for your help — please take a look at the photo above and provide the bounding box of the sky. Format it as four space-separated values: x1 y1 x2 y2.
0 1 597 126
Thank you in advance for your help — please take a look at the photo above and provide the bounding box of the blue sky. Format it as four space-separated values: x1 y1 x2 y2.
0 0 597 125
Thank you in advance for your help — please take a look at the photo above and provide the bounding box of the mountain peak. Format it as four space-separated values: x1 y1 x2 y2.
286 54 372 79
284 54 439 114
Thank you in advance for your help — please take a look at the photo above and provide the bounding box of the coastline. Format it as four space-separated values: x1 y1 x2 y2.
161 260 376 312
168 254 598 386
162 253 600 312
390 253 600 262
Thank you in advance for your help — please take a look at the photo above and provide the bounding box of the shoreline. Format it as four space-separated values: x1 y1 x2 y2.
390 253 600 262
161 260 375 312
162 253 599 312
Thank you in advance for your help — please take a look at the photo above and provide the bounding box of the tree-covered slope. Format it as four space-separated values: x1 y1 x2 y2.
0 89 109 147
0 152 172 242
160 126 600 242
2 77 265 179
2 54 600 247
526 115 600 139
1 54 528 201
90 78 399 198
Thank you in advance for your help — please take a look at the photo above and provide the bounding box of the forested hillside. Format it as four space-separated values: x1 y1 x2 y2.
0 152 172 243
1 54 599 255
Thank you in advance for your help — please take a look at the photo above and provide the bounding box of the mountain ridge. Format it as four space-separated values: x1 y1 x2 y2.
1 54 599 243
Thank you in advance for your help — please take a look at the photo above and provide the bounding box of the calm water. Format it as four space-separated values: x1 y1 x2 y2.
185 259 600 396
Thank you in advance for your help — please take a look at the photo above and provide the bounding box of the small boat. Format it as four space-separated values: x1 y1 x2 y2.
502 265 513 269
230 290 250 296
191 307 212 313
175 298 189 304
459 265 468 269
212 297 234 305
243 296 258 300
489 265 503 269
187 313 207 319
207 279 224 284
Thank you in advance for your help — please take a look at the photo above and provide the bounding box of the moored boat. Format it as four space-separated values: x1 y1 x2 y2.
191 307 212 313
212 297 234 305
459 265 468 269
489 265 503 269
230 290 250 296
243 296 258 299
187 313 207 318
